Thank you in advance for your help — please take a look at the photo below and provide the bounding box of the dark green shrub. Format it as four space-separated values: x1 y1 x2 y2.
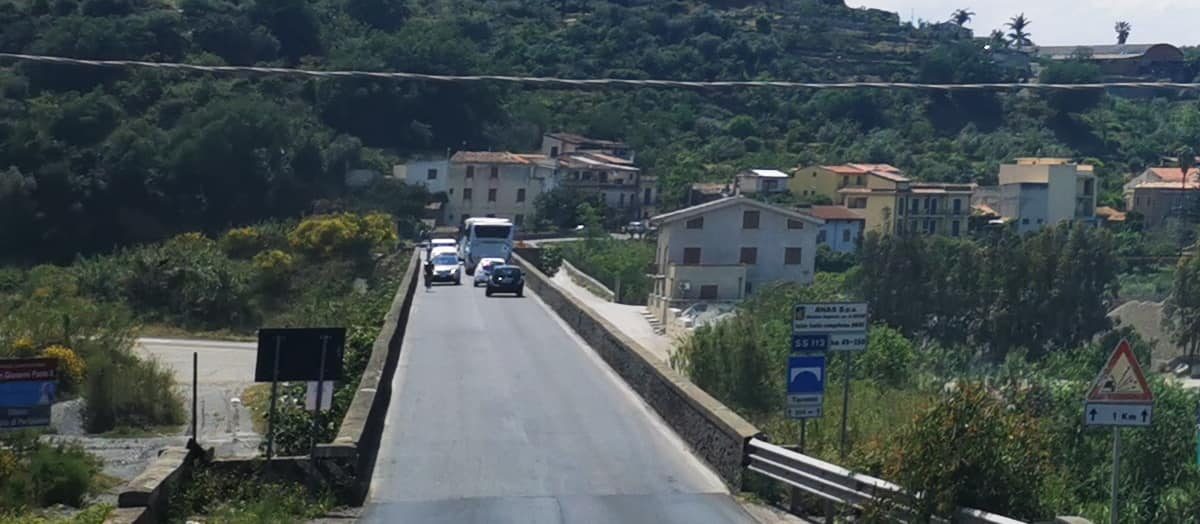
83 349 183 433
122 233 254 327
0 436 99 511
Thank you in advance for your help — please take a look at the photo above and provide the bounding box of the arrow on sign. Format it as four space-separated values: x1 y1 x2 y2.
1142 410 1148 423
1090 408 1097 421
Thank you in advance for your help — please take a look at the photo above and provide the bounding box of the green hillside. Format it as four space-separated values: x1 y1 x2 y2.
2 0 1200 261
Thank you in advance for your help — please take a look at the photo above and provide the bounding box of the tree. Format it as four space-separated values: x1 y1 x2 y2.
1114 21 1131 45
950 8 974 27
1039 60 1102 114
1006 13 1032 49
1165 255 1200 363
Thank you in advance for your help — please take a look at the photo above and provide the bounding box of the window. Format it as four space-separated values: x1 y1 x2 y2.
599 172 608 183
466 166 475 178
686 217 704 229
683 247 701 265
463 188 473 201
449 188 454 195
817 230 827 244
1021 218 1030 225
842 229 851 242
742 210 760 229
619 194 626 207
953 198 962 214
784 247 803 265
699 285 718 299
910 198 919 213
427 168 438 180
762 179 778 192
643 188 652 205
849 197 867 209
516 188 526 203
951 221 961 237
739 247 757 264
929 199 938 214
550 146 559 157
489 166 499 179
488 188 497 202
787 219 805 229
514 214 524 226
925 219 934 234
856 175 864 186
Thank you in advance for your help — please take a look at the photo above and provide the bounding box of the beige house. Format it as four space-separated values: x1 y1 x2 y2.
734 169 790 195
974 158 1097 233
539 133 658 220
445 151 557 227
1124 166 1200 228
646 196 823 323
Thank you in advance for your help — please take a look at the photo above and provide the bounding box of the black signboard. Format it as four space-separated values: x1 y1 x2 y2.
254 328 346 382
0 358 58 429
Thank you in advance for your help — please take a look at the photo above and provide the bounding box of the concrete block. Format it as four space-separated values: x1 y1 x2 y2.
118 446 190 508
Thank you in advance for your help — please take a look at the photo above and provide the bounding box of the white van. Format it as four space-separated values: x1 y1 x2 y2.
427 238 457 259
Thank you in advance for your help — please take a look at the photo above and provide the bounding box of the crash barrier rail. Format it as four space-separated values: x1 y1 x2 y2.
746 438 1027 524
560 259 616 301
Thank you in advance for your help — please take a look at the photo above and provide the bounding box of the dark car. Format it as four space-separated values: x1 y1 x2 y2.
485 265 524 297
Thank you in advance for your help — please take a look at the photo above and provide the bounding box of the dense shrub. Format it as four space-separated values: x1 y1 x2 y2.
174 466 331 522
122 233 254 327
0 433 100 511
219 226 266 259
557 239 654 305
288 212 397 259
41 345 86 394
83 349 183 433
252 249 295 293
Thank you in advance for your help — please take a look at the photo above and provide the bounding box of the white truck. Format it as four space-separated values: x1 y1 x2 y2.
459 218 515 275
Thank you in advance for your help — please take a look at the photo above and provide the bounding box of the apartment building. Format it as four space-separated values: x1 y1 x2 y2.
806 205 865 252
646 196 822 322
539 133 658 220
974 158 1098 234
394 158 449 194
444 151 557 227
790 163 905 202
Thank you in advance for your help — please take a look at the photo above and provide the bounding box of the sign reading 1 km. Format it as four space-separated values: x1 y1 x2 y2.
1084 339 1154 427
792 302 868 352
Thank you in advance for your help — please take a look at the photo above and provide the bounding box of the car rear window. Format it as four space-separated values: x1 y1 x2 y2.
433 255 458 265
493 267 521 277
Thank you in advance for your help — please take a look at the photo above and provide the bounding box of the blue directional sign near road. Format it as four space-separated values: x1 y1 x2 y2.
786 355 826 419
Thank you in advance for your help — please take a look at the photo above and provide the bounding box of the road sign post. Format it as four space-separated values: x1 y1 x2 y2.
1082 339 1153 524
791 302 867 461
255 327 347 460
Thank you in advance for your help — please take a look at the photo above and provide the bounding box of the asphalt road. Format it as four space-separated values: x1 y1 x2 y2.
362 275 754 523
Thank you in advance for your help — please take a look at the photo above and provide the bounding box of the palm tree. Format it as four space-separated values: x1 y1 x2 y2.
1114 21 1132 45
950 8 975 26
1006 13 1032 49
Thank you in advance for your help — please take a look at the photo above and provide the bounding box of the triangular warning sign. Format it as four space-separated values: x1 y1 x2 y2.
1087 339 1153 403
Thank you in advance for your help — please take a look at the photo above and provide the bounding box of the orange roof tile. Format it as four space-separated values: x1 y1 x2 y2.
451 151 531 165
807 205 865 221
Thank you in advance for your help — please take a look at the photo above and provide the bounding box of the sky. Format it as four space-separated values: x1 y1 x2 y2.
847 0 1200 46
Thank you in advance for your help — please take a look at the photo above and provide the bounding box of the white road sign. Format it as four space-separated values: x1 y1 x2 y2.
1085 403 1152 427
787 394 823 419
793 303 868 334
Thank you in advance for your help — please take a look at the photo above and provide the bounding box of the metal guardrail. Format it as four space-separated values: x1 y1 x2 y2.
746 438 1026 524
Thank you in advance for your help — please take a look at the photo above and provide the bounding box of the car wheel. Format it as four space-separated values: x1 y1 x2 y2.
455 278 461 285
516 288 523 297
485 289 492 297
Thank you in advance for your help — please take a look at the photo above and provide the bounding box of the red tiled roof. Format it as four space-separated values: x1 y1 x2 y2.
972 203 1000 216
1095 206 1127 222
1148 167 1200 181
450 151 531 165
807 205 865 221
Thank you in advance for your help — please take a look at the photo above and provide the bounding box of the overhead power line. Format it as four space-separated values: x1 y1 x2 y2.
3 52 1200 91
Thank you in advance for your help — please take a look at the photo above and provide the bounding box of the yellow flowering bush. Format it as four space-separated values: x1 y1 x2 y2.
171 231 214 247
288 213 396 258
220 226 265 258
253 249 294 291
42 345 86 392
10 335 37 357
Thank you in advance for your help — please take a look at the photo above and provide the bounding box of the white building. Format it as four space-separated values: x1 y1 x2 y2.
974 158 1097 233
734 169 790 195
394 158 450 194
806 205 864 253
444 151 557 228
647 196 823 323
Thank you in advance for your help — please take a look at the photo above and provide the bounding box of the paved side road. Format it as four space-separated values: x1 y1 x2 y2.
361 278 754 523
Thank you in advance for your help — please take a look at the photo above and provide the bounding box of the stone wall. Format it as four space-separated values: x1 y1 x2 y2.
313 249 420 502
512 251 760 488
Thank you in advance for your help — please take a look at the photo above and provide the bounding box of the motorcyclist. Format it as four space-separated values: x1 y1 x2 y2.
423 256 434 290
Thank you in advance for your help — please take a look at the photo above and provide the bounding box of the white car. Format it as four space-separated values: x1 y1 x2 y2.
473 258 508 287
429 253 462 285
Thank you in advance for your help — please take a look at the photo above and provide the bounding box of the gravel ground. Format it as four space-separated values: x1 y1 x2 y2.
41 338 262 485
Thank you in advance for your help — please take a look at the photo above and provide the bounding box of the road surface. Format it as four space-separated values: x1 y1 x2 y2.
361 277 753 523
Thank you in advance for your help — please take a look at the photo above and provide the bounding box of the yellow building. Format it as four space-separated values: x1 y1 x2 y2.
790 164 905 202
840 180 974 237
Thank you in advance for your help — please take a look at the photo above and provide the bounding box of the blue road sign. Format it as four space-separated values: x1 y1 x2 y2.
787 355 826 395
791 333 830 352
